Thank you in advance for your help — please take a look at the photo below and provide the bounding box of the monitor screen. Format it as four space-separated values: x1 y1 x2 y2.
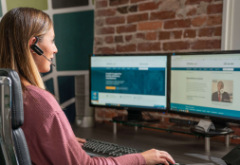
90 54 168 114
170 51 240 124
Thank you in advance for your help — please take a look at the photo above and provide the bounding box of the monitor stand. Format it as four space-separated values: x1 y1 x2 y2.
111 109 143 122
127 109 160 122
191 119 233 152
127 109 143 122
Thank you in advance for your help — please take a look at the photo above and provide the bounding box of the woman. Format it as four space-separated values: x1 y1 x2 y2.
0 7 175 165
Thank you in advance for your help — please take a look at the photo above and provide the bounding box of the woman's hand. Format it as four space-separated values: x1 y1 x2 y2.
76 137 87 145
141 149 175 165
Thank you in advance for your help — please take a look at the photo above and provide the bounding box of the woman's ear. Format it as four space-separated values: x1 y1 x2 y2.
28 37 37 47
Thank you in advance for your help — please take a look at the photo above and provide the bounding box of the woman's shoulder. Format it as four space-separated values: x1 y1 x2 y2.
22 85 69 136
24 85 60 113
25 85 54 99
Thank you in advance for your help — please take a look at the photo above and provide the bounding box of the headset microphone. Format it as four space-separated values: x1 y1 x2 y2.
30 36 56 67
41 54 56 67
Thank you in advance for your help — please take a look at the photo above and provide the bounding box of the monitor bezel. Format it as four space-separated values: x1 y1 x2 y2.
169 50 240 125
89 53 171 113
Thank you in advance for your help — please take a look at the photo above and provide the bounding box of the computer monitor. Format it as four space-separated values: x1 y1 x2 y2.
90 54 168 121
170 50 240 128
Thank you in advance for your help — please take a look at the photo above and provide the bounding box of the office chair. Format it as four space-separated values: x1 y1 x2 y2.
0 68 31 165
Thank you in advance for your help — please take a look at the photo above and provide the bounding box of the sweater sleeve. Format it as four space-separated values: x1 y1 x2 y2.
22 86 146 165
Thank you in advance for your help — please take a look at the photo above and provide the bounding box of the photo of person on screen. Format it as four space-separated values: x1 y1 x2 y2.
212 80 231 103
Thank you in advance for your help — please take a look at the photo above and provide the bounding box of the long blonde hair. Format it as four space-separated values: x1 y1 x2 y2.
0 7 53 90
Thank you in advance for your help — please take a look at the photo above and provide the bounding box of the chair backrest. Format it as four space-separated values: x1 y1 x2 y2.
0 69 31 165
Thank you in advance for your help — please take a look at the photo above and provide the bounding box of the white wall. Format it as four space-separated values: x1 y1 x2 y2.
222 0 240 50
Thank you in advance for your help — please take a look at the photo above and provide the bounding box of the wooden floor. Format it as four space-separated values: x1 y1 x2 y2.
72 122 235 165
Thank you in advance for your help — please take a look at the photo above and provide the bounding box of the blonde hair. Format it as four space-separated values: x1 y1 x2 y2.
0 7 53 90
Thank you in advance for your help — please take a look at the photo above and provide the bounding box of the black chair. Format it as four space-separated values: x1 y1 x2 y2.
0 68 31 165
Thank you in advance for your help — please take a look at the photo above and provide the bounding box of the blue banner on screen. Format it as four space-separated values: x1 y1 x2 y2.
91 68 165 95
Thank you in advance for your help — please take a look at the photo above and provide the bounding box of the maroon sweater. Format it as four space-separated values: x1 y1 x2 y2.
22 85 146 165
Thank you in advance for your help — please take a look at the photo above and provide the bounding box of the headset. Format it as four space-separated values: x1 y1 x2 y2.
30 36 55 67
30 36 44 55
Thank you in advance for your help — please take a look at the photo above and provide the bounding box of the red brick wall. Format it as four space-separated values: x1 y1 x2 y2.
93 0 240 143
94 0 222 54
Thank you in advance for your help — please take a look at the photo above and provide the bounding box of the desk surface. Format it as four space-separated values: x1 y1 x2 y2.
72 122 234 165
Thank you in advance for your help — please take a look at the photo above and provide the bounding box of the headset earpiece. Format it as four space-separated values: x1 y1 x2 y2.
30 36 44 55
30 36 56 67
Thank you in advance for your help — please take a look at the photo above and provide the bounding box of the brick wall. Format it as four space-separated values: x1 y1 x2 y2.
93 0 240 143
94 0 222 54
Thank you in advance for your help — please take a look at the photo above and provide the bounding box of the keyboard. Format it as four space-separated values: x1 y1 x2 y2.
82 138 141 157
82 139 183 165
